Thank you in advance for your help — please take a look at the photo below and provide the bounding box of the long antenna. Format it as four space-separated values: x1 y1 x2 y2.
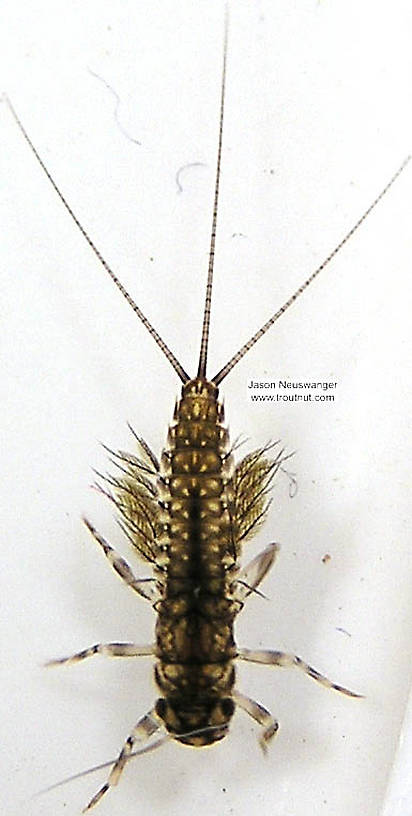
4 94 190 385
197 7 229 379
212 155 410 386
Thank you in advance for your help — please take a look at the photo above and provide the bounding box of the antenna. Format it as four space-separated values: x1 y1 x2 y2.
197 7 229 379
4 93 190 385
212 155 410 386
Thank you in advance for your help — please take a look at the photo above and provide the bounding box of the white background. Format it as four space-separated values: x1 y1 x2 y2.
1 1 411 815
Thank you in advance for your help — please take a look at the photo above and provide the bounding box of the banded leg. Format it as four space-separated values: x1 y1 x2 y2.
233 689 279 752
238 648 362 697
46 642 154 668
83 518 158 602
83 708 160 812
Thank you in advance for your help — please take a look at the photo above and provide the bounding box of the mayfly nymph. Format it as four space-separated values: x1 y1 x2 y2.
6 12 409 814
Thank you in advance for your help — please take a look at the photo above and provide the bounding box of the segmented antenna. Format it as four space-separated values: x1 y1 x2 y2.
4 94 190 385
197 8 229 379
212 154 410 386
5 13 409 391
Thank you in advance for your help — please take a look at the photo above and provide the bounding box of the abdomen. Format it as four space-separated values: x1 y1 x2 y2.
154 377 237 746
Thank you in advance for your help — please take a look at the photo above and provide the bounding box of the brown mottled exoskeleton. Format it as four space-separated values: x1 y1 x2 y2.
6 12 409 813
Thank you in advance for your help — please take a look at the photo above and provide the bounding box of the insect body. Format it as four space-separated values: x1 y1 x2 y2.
6 12 409 814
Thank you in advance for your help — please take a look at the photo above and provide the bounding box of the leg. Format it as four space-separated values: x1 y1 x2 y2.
238 648 362 698
46 642 154 668
83 708 160 812
83 518 158 602
232 689 279 752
